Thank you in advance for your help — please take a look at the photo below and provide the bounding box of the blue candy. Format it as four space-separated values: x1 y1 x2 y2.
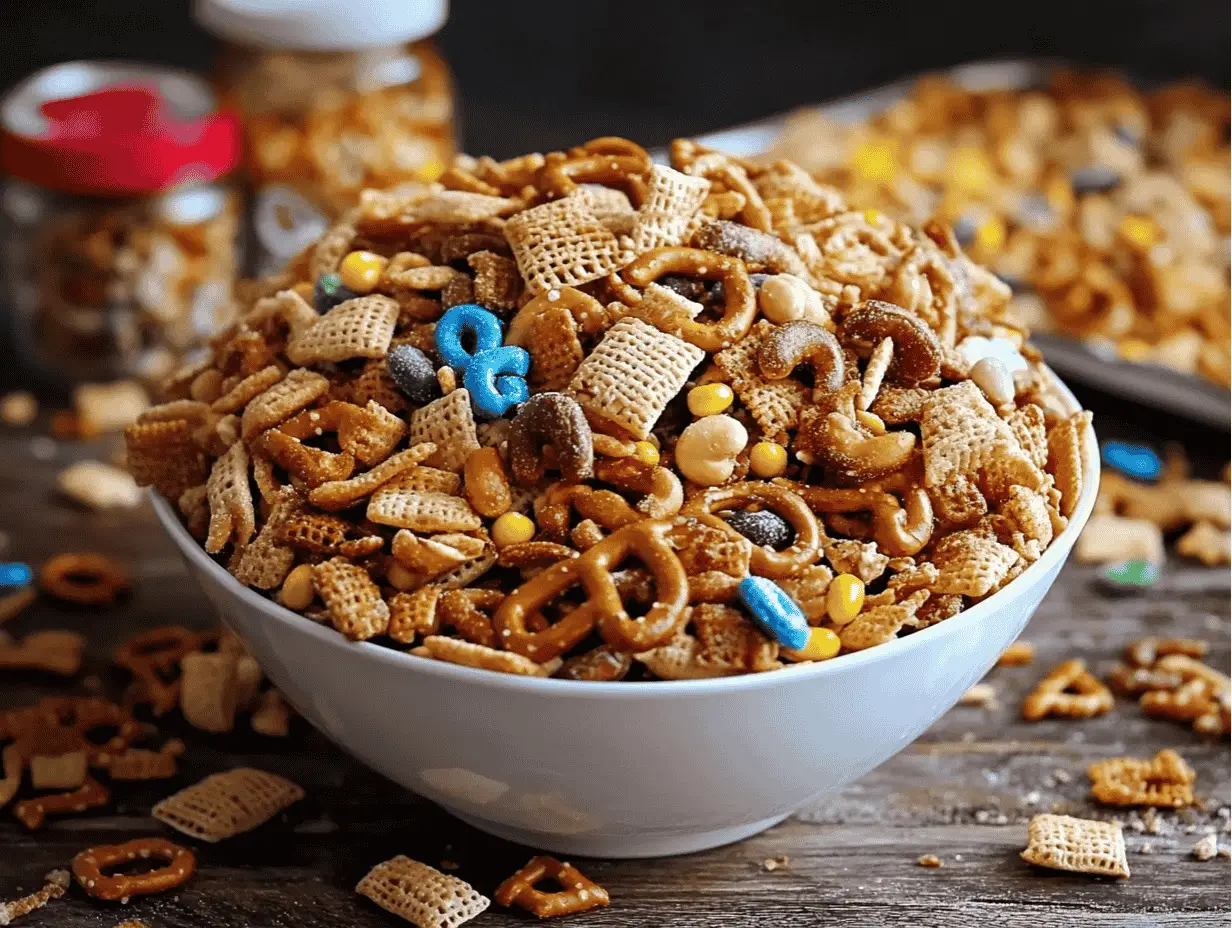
435 304 503 371
1101 441 1162 482
737 576 809 650
0 562 32 587
465 346 531 417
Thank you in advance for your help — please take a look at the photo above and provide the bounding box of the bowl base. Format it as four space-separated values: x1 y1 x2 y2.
446 809 792 858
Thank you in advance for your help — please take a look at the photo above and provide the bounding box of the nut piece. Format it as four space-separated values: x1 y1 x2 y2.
675 415 748 486
758 273 827 325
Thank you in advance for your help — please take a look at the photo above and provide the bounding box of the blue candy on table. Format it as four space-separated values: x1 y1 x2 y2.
1101 441 1162 482
435 304 504 371
1100 559 1159 592
0 562 32 586
737 576 810 650
464 345 531 417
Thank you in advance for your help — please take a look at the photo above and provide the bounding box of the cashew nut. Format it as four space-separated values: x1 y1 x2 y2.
757 320 846 391
841 300 943 385
799 412 915 483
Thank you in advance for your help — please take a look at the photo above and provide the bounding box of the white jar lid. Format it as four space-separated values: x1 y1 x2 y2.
195 0 448 50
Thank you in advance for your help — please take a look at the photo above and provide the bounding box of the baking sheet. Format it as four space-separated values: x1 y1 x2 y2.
682 59 1231 430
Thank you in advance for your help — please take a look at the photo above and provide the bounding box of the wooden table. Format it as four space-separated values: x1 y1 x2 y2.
1 392 1228 928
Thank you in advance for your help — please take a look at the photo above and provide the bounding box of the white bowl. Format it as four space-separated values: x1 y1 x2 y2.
154 383 1098 859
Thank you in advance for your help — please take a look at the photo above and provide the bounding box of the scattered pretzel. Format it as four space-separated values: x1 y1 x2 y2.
1023 659 1115 721
72 838 195 902
15 776 109 829
38 553 131 606
114 625 217 716
494 519 688 660
495 855 610 918
621 247 757 352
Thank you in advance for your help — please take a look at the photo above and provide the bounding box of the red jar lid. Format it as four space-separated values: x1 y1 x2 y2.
0 62 241 196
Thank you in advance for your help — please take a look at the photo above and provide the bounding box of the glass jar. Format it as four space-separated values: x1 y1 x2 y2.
198 0 456 273
0 62 242 386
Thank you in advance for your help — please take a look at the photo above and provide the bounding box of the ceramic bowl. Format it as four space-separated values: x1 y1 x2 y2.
153 382 1098 858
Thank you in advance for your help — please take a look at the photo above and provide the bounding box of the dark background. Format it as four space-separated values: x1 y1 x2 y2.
4 0 1229 158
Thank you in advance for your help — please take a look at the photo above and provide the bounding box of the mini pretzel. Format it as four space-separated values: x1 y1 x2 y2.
72 838 195 902
15 776 109 829
756 320 846 391
534 483 640 542
114 626 215 716
497 541 580 570
493 519 688 659
799 412 916 482
506 287 611 348
840 301 943 385
538 139 651 205
38 553 131 606
594 457 684 520
682 481 821 579
621 248 757 352
495 855 610 918
783 479 934 558
509 393 595 486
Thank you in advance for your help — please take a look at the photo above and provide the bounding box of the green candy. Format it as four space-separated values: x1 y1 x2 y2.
1100 559 1159 590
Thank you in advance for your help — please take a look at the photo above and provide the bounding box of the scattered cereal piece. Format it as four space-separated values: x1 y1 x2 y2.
959 682 999 711
1089 749 1196 808
917 854 943 868
1192 833 1219 861
1021 814 1129 878
153 768 304 842
997 640 1036 667
0 873 66 924
56 461 142 510
74 381 150 432
0 391 37 427
357 855 490 928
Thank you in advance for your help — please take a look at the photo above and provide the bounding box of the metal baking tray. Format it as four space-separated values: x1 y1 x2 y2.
683 59 1231 430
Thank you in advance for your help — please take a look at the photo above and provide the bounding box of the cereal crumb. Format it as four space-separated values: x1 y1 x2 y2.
0 391 37 427
439 859 459 871
1137 842 1153 855
762 855 789 871
959 682 999 710
1191 833 1218 861
917 854 943 868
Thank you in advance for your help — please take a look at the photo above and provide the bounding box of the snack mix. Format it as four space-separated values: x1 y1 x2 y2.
766 71 1231 386
127 135 1093 681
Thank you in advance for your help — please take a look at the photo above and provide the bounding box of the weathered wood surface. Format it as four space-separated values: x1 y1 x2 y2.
0 392 1228 927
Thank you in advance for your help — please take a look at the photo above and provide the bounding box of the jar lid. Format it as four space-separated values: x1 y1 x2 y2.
0 62 241 197
195 0 448 50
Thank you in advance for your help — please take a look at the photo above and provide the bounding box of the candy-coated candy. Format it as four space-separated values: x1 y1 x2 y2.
435 304 503 371
975 216 1005 253
632 441 660 467
1101 442 1161 482
313 273 357 313
1119 215 1159 250
782 627 842 662
492 512 536 548
748 440 787 478
970 357 1015 407
0 562 32 586
337 250 389 294
464 346 530 417
949 147 993 195
1117 338 1153 363
687 383 734 417
851 139 896 184
1100 559 1159 591
826 573 865 624
386 344 439 405
862 208 883 226
738 576 809 650
724 510 792 550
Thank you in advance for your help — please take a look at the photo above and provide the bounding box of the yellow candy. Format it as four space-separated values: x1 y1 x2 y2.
948 147 993 196
632 441 660 467
851 139 897 184
1119 215 1159 250
1118 338 1153 363
687 383 734 417
974 216 1006 254
749 441 787 478
826 573 865 624
492 512 536 548
338 250 389 294
783 627 842 662
415 157 446 182
855 410 886 435
862 208 883 226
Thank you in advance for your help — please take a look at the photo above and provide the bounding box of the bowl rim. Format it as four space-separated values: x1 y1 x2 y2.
154 372 1100 700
